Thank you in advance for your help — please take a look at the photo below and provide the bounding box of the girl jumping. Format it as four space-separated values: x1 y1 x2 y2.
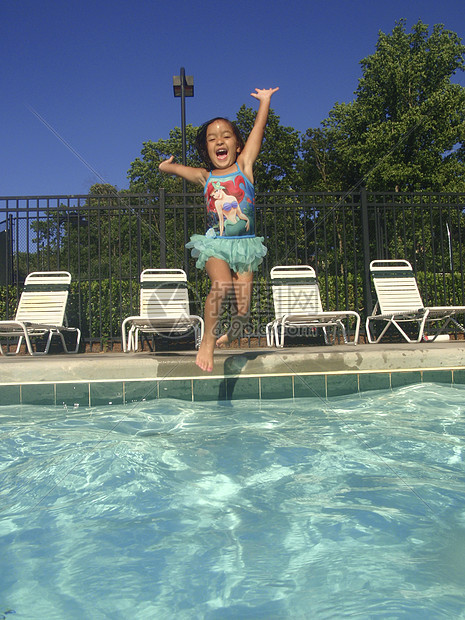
159 86 279 372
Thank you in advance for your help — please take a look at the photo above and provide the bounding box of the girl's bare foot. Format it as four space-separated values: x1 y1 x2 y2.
216 333 230 348
195 340 215 372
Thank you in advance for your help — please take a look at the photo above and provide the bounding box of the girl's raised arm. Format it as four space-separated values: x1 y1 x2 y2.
159 156 208 186
238 87 279 180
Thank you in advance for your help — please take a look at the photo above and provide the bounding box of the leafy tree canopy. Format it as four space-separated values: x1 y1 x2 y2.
128 125 202 194
302 19 465 192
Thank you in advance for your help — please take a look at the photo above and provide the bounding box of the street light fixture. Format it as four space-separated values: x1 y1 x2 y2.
172 69 194 98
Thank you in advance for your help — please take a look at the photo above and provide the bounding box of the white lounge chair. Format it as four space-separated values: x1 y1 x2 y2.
265 265 361 347
0 271 81 355
121 268 204 352
366 259 465 343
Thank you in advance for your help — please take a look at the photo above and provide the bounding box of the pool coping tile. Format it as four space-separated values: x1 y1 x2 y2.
326 373 359 398
390 370 423 389
358 372 391 393
225 376 260 400
21 383 56 406
0 384 21 405
260 375 293 400
159 378 192 401
193 377 226 401
89 381 124 407
453 369 465 385
294 374 326 399
124 380 159 404
422 370 453 385
56 382 91 408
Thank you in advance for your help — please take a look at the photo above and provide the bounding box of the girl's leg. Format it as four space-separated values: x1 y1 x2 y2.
232 270 253 315
197 257 233 372
217 271 254 346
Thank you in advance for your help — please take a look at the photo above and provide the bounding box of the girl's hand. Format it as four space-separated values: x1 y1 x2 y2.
159 156 174 172
250 87 279 101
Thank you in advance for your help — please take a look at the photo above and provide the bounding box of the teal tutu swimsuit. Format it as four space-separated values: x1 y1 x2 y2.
186 163 267 273
186 233 267 273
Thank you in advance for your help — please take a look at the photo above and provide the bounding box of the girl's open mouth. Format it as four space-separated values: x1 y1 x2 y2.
216 148 228 160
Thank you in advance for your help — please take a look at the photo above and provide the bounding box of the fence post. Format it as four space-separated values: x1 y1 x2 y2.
360 185 373 317
159 188 166 268
0 219 12 286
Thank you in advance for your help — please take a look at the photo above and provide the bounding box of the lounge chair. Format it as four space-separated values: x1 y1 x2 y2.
366 259 465 343
265 265 361 347
0 271 81 355
121 268 204 352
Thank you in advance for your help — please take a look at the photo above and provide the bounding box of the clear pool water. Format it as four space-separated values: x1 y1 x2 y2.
1 383 465 619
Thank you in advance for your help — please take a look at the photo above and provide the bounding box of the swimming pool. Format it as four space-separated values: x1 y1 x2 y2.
1 383 465 618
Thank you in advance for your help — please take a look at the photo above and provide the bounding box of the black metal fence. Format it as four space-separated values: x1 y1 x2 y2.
1 189 465 350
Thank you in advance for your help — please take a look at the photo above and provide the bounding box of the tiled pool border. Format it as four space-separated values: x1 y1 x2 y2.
1 367 464 407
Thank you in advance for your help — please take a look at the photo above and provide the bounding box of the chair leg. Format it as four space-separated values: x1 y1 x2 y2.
127 326 136 352
133 328 140 351
367 316 424 343
15 335 23 354
194 323 202 349
366 317 395 343
275 322 284 348
339 321 349 344
365 317 376 343
331 325 338 344
266 323 274 346
122 321 129 352
322 327 330 345
353 315 361 344
0 335 25 355
59 329 81 354
23 330 38 355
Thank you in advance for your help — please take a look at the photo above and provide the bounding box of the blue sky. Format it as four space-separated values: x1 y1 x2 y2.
2 0 465 196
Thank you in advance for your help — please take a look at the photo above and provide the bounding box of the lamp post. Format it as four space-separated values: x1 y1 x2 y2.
173 67 194 194
173 67 194 269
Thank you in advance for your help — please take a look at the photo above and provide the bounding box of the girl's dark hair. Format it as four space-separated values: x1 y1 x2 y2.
195 117 245 170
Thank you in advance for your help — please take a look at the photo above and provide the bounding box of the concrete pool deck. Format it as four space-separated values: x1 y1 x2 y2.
1 341 465 407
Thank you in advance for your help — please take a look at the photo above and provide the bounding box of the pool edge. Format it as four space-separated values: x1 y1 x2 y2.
1 342 464 406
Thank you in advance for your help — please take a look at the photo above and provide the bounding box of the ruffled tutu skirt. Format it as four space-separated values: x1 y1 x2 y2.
186 234 267 273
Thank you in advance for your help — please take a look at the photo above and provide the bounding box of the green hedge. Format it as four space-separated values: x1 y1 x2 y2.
1 272 464 346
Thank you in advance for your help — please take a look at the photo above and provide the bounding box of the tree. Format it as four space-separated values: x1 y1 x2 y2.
300 127 341 191
127 125 203 194
302 19 465 192
234 105 301 192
